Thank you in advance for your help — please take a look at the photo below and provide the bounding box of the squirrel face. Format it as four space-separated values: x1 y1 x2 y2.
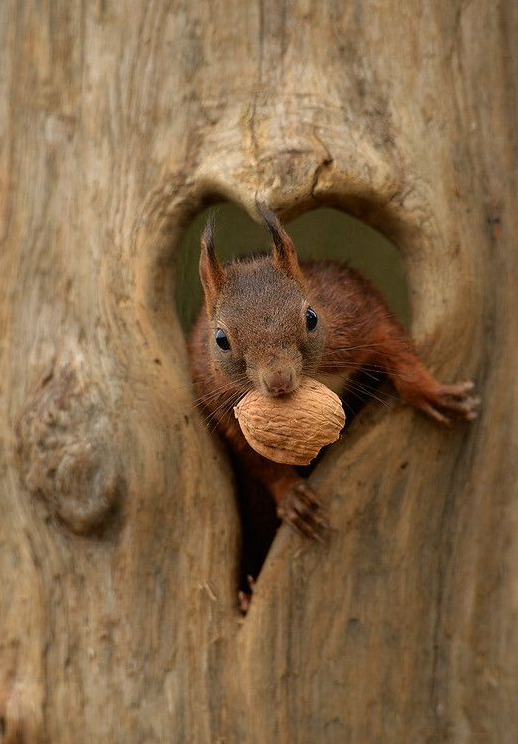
199 210 326 396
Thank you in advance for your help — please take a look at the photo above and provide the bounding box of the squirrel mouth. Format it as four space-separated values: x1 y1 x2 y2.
262 382 298 398
266 389 293 398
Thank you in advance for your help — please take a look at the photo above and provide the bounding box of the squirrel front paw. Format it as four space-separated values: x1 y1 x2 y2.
415 380 480 425
277 481 330 540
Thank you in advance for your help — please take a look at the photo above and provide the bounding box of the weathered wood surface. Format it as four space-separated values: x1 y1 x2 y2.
1 1 517 742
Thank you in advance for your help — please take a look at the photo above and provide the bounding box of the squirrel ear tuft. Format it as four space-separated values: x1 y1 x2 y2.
199 214 225 314
257 205 304 284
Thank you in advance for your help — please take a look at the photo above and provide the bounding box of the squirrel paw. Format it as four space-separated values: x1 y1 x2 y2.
277 481 330 540
238 575 256 615
418 380 480 426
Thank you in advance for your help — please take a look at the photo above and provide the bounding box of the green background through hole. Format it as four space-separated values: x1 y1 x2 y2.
175 204 410 332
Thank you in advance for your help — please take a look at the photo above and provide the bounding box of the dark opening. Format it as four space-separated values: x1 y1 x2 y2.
176 203 409 600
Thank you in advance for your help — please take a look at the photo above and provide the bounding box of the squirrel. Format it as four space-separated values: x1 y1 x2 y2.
188 207 479 551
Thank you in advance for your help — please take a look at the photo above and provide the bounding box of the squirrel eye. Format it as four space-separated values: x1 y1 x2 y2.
215 328 231 351
306 307 318 331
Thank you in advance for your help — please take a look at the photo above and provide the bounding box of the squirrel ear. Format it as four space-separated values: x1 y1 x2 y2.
199 215 225 313
257 206 304 284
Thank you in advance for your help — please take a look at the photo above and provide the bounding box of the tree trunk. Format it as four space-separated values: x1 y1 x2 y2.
1 2 517 742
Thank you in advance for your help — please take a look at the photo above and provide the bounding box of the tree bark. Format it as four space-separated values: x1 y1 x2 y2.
1 1 517 742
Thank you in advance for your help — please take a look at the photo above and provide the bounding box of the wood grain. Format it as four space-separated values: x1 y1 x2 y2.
0 1 516 742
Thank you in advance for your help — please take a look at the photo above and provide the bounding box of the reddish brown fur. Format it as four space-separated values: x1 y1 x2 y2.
188 213 479 540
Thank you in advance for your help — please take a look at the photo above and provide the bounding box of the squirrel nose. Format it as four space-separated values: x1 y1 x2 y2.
261 370 294 396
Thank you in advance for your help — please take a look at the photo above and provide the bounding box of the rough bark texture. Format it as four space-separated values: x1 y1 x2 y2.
1 2 517 743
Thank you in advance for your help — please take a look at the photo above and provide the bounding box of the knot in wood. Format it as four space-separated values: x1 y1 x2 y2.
15 365 124 535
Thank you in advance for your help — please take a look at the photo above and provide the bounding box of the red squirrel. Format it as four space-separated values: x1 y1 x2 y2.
188 208 479 541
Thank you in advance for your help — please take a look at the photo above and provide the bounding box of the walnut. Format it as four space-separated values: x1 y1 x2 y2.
234 377 345 466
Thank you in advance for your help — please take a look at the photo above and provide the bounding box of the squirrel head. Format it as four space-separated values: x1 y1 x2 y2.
199 208 326 396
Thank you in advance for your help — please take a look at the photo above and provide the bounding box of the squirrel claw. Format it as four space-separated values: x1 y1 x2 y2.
277 481 330 540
